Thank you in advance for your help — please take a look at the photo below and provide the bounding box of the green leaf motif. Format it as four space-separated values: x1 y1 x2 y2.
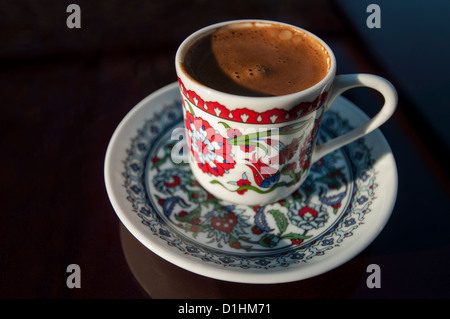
218 121 231 130
184 98 195 115
280 233 313 241
175 206 201 223
267 209 288 234
211 179 287 194
258 234 278 248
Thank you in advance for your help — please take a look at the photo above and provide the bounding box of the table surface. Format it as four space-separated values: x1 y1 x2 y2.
1 0 449 299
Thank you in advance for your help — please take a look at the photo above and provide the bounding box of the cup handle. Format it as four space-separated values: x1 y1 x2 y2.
311 73 398 163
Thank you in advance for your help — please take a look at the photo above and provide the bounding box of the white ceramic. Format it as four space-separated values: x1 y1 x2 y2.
175 20 397 206
104 82 398 284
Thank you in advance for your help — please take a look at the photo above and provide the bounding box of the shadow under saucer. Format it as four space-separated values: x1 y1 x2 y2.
119 223 368 299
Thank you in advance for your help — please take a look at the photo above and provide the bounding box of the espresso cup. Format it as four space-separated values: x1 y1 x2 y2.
175 19 397 206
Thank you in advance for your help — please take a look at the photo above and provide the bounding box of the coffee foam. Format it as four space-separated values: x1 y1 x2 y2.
183 22 331 97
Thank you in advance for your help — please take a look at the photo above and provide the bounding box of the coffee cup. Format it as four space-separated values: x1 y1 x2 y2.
175 19 397 206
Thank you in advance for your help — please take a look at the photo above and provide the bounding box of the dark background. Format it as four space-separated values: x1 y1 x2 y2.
1 0 449 299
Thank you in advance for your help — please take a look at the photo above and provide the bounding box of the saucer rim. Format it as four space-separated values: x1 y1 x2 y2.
104 82 398 284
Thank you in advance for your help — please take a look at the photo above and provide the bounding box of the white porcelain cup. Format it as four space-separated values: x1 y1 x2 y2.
175 20 397 206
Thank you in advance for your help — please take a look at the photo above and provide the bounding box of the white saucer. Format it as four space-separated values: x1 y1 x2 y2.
104 82 397 284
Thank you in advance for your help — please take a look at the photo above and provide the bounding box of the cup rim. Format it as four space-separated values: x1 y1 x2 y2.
175 19 337 102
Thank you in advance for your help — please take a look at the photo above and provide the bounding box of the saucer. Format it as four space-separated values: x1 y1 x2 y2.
104 82 397 284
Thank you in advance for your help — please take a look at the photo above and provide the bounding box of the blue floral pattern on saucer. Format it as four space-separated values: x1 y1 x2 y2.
122 100 378 269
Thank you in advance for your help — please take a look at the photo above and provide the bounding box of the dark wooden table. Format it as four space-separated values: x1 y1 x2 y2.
1 0 449 300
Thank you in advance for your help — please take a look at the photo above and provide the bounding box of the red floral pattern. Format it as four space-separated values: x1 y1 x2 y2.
184 111 235 177
179 77 328 124
236 178 251 194
300 110 324 170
